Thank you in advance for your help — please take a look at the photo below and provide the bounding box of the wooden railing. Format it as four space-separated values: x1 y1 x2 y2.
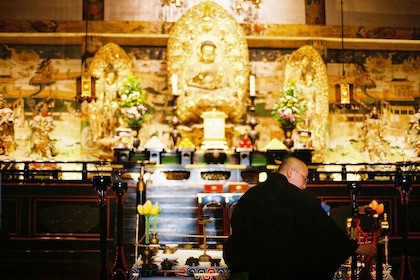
1 160 420 184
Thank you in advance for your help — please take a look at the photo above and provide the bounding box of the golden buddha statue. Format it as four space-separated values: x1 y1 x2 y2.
167 1 249 127
185 40 234 96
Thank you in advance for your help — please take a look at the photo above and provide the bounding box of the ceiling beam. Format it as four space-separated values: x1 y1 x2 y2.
0 20 419 51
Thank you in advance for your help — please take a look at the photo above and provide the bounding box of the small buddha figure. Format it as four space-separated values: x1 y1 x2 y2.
177 39 242 125
29 104 57 159
185 40 233 95
0 94 16 156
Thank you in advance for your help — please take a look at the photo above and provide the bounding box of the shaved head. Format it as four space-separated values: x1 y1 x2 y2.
278 157 309 189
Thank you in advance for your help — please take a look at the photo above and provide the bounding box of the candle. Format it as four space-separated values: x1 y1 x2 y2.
171 73 178 95
249 75 255 96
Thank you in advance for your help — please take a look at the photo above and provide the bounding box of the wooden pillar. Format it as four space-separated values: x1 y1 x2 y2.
305 0 326 25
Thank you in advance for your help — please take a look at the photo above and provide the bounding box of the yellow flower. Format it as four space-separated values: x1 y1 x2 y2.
150 202 161 216
137 204 144 215
137 200 163 241
137 200 153 215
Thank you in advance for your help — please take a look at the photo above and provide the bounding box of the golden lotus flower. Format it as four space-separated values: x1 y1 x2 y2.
376 203 384 215
137 200 153 215
368 199 384 215
150 202 161 216
137 200 163 243
369 200 378 210
137 204 144 215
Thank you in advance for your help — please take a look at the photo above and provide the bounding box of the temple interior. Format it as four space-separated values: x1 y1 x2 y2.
1 0 420 279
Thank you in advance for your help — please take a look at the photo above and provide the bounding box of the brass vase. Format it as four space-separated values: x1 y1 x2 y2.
150 232 159 244
129 125 141 149
282 126 295 149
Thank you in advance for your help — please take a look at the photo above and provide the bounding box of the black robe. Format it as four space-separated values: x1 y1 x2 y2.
223 173 358 280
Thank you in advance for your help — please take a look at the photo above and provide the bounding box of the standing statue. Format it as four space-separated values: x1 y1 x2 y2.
284 45 329 160
29 104 57 159
87 42 132 152
296 68 316 130
0 93 16 157
360 107 387 162
88 63 120 142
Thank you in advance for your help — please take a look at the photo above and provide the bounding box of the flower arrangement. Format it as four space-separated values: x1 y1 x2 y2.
137 200 162 244
272 82 306 129
119 74 148 127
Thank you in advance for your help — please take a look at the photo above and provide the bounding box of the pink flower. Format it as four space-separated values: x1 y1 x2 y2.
272 83 306 128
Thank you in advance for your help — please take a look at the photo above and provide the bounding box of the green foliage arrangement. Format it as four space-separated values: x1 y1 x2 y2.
272 82 306 128
119 74 148 127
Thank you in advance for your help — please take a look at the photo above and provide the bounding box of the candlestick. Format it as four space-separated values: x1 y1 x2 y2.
249 75 255 96
135 161 148 261
395 164 416 280
347 182 361 280
171 73 178 96
247 95 259 148
111 171 129 280
93 174 111 280
170 94 181 150
198 215 212 263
